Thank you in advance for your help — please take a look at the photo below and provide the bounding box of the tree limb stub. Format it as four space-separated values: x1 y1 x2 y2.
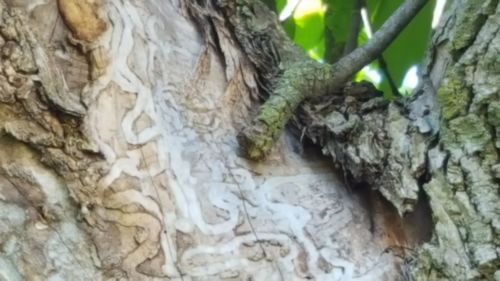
237 0 429 160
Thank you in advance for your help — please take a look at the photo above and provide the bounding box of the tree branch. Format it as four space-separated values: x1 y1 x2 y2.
237 0 429 159
360 5 402 96
377 56 401 96
343 0 363 56
329 0 428 87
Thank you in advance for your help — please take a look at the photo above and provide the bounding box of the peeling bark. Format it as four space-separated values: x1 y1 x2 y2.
0 2 102 279
0 0 406 280
189 0 500 280
0 0 497 280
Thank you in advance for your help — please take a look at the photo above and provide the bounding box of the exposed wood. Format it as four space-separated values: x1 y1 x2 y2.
0 0 405 280
0 0 497 280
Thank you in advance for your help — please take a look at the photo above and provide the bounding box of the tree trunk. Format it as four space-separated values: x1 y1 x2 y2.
410 1 500 279
0 1 497 281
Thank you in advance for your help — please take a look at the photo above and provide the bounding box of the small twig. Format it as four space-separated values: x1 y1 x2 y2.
330 0 428 87
343 0 363 56
377 56 401 96
361 6 402 96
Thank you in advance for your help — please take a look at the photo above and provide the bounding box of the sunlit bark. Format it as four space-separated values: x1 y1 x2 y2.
0 0 497 280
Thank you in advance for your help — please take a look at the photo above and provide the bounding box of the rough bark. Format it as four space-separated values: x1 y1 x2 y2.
0 0 409 280
231 0 428 160
411 1 500 279
189 0 500 280
187 0 430 218
0 0 497 280
302 1 500 278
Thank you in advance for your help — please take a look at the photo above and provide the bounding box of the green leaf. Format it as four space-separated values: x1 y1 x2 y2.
324 0 353 43
274 0 296 45
323 0 353 62
358 26 369 46
308 37 326 61
365 0 434 97
282 16 296 38
292 0 325 57
293 13 325 50
275 0 287 12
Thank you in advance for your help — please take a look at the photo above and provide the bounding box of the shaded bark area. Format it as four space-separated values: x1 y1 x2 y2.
189 0 500 280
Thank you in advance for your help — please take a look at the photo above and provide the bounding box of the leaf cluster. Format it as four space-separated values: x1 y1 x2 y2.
269 0 435 97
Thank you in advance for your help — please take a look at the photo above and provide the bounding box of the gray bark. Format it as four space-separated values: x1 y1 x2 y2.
298 0 500 279
296 1 500 279
0 0 498 281
410 1 500 279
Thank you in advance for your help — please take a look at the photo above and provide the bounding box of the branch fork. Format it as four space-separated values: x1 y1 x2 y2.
238 0 429 160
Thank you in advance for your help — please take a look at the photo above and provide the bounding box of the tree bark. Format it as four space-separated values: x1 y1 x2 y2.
0 0 403 280
0 1 497 281
410 1 500 279
189 0 500 280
